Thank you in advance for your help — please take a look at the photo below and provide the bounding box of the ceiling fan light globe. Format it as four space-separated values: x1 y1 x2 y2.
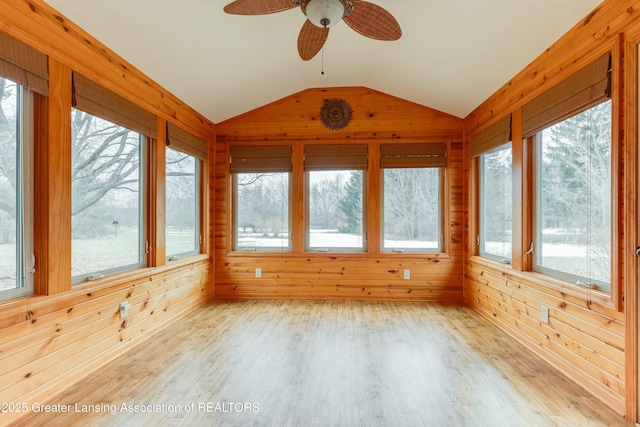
305 0 345 28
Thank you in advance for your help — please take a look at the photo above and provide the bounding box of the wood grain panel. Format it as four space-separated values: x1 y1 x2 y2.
623 29 640 422
215 88 464 301
0 3 215 425
465 1 639 134
33 58 72 295
14 301 634 426
465 213 628 408
149 117 167 267
0 0 214 141
216 87 463 143
0 259 211 425
463 0 640 419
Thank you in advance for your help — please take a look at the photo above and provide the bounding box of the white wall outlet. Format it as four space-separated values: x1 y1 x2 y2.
541 306 549 324
403 270 410 280
255 268 262 278
120 301 132 319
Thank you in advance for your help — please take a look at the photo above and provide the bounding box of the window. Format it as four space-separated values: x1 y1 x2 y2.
380 143 446 252
0 31 46 300
470 114 512 261
305 145 367 252
165 122 207 259
479 143 512 261
308 170 364 250
521 52 612 294
0 77 33 301
382 168 442 252
71 109 145 281
166 147 200 258
234 173 290 250
534 101 611 291
70 72 157 282
231 145 291 251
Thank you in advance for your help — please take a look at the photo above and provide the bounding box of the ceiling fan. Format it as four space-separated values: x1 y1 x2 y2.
223 0 402 61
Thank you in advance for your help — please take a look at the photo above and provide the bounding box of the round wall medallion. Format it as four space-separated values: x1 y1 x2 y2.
320 98 352 130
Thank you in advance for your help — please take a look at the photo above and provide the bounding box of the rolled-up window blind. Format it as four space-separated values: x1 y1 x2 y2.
167 122 208 161
230 145 291 173
522 52 611 138
0 30 48 95
380 143 446 168
73 72 157 138
305 144 367 171
470 115 511 158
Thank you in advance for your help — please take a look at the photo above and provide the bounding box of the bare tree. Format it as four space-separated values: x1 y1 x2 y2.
383 168 439 241
0 77 145 229
71 108 140 216
0 78 18 221
166 147 197 232
538 100 612 282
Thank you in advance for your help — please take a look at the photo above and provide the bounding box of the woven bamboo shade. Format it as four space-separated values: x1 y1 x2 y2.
0 30 48 95
73 72 157 138
470 114 512 158
167 123 208 161
380 143 446 168
230 145 292 173
522 53 611 138
305 144 367 171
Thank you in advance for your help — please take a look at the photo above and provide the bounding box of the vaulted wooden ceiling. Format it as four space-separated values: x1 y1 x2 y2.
44 0 602 123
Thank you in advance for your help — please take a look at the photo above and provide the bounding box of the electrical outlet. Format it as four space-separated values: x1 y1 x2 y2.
120 301 131 319
255 268 262 278
403 270 410 280
540 306 549 324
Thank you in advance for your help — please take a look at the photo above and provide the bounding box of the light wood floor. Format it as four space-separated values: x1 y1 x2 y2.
12 300 635 426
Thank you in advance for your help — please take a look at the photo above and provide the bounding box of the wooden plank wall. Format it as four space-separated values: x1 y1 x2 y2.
463 0 640 419
0 1 215 424
215 87 465 301
0 260 212 425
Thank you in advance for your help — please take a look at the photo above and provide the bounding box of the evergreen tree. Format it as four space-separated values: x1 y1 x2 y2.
338 171 362 233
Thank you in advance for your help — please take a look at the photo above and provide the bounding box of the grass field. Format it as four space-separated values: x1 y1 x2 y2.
0 228 196 289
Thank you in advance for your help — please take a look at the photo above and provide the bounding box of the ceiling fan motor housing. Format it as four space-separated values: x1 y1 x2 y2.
301 0 355 28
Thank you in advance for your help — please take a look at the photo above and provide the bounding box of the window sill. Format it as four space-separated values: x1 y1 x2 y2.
0 254 211 322
468 256 616 311
153 253 210 273
72 254 210 291
227 251 451 260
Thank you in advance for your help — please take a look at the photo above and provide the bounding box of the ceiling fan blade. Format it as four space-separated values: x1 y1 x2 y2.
344 0 402 41
224 0 298 15
297 19 329 61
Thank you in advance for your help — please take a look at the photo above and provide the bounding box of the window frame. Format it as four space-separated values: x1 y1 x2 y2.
306 169 367 253
232 171 293 252
478 142 513 263
0 82 34 302
532 101 613 293
468 48 620 310
165 146 201 260
380 166 444 253
70 110 148 284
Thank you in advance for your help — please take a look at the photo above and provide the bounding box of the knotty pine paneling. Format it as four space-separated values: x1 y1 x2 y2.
0 259 211 426
216 87 463 142
0 2 215 424
0 0 213 141
216 88 464 301
463 0 640 418
465 1 637 135
465 259 625 412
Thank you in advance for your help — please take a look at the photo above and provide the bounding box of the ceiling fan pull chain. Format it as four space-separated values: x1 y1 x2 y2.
321 48 324 75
